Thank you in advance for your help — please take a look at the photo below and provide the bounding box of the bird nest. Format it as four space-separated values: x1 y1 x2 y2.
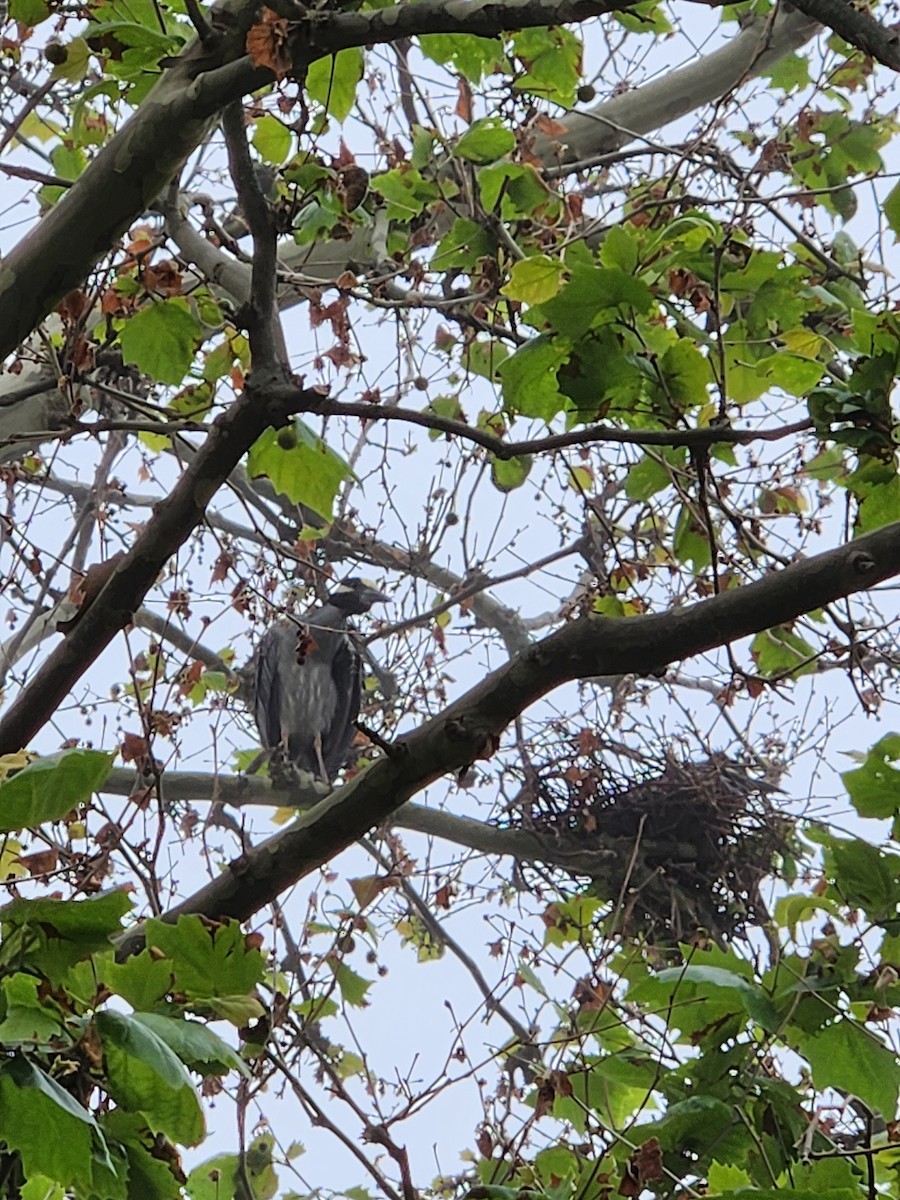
505 750 796 945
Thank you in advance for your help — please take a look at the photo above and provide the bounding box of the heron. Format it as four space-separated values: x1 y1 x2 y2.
254 578 388 783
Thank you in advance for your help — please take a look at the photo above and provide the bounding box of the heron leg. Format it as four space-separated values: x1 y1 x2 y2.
313 733 330 784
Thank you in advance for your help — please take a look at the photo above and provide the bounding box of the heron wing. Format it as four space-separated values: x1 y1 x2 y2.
321 629 363 776
254 625 285 750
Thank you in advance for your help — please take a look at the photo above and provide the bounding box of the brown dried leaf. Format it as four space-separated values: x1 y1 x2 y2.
143 259 184 296
455 76 473 123
534 1077 556 1118
58 552 126 633
16 847 59 876
211 550 234 584
475 1128 493 1159
121 731 150 763
246 8 292 81
349 874 391 909
534 113 568 136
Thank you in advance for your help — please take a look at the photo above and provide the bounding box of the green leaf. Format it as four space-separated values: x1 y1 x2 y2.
410 125 435 171
842 733 900 819
624 450 682 500
371 166 440 222
10 0 49 19
491 454 532 491
651 964 779 1030
0 891 133 972
885 179 900 240
102 948 175 1011
555 1062 648 1130
751 626 817 678
252 115 291 164
510 26 582 107
207 993 266 1025
20 1177 66 1200
539 265 653 339
824 836 900 925
763 51 812 93
757 352 825 397
0 1058 102 1192
673 505 712 572
133 1013 250 1077
305 48 363 122
96 1009 205 1145
477 162 550 217
0 750 112 833
657 338 710 408
118 298 201 385
634 1094 738 1156
599 224 639 273
247 422 353 521
418 33 505 80
0 973 67 1044
454 118 515 165
144 915 266 999
187 1152 240 1200
51 36 91 83
464 338 509 381
187 1135 278 1200
614 0 671 33
709 1192 857 1200
798 1018 900 1118
433 216 494 271
707 1161 752 1191
534 1146 578 1182
626 944 756 1038
773 892 839 937
102 1109 185 1200
425 394 465 440
329 961 372 1008
855 471 900 533
501 254 565 305
498 335 569 421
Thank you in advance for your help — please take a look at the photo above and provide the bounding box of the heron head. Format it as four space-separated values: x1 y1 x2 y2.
330 577 389 614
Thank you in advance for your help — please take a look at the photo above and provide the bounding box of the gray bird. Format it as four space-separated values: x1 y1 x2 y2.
254 578 388 783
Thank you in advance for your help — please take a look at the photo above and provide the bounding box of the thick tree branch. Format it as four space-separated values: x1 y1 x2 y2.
113 518 900 952
536 5 820 161
785 0 900 70
296 0 628 50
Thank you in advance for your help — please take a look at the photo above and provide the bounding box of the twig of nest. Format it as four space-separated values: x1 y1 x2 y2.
503 751 795 946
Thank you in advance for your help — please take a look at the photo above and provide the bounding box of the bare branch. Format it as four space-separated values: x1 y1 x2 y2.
317 397 815 456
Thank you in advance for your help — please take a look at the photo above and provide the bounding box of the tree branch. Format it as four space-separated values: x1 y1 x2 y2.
785 0 900 71
317 397 814 456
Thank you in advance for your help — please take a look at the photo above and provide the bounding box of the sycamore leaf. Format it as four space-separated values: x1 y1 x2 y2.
501 255 565 305
454 118 515 164
247 422 353 521
118 298 201 385
0 750 112 833
306 48 363 122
